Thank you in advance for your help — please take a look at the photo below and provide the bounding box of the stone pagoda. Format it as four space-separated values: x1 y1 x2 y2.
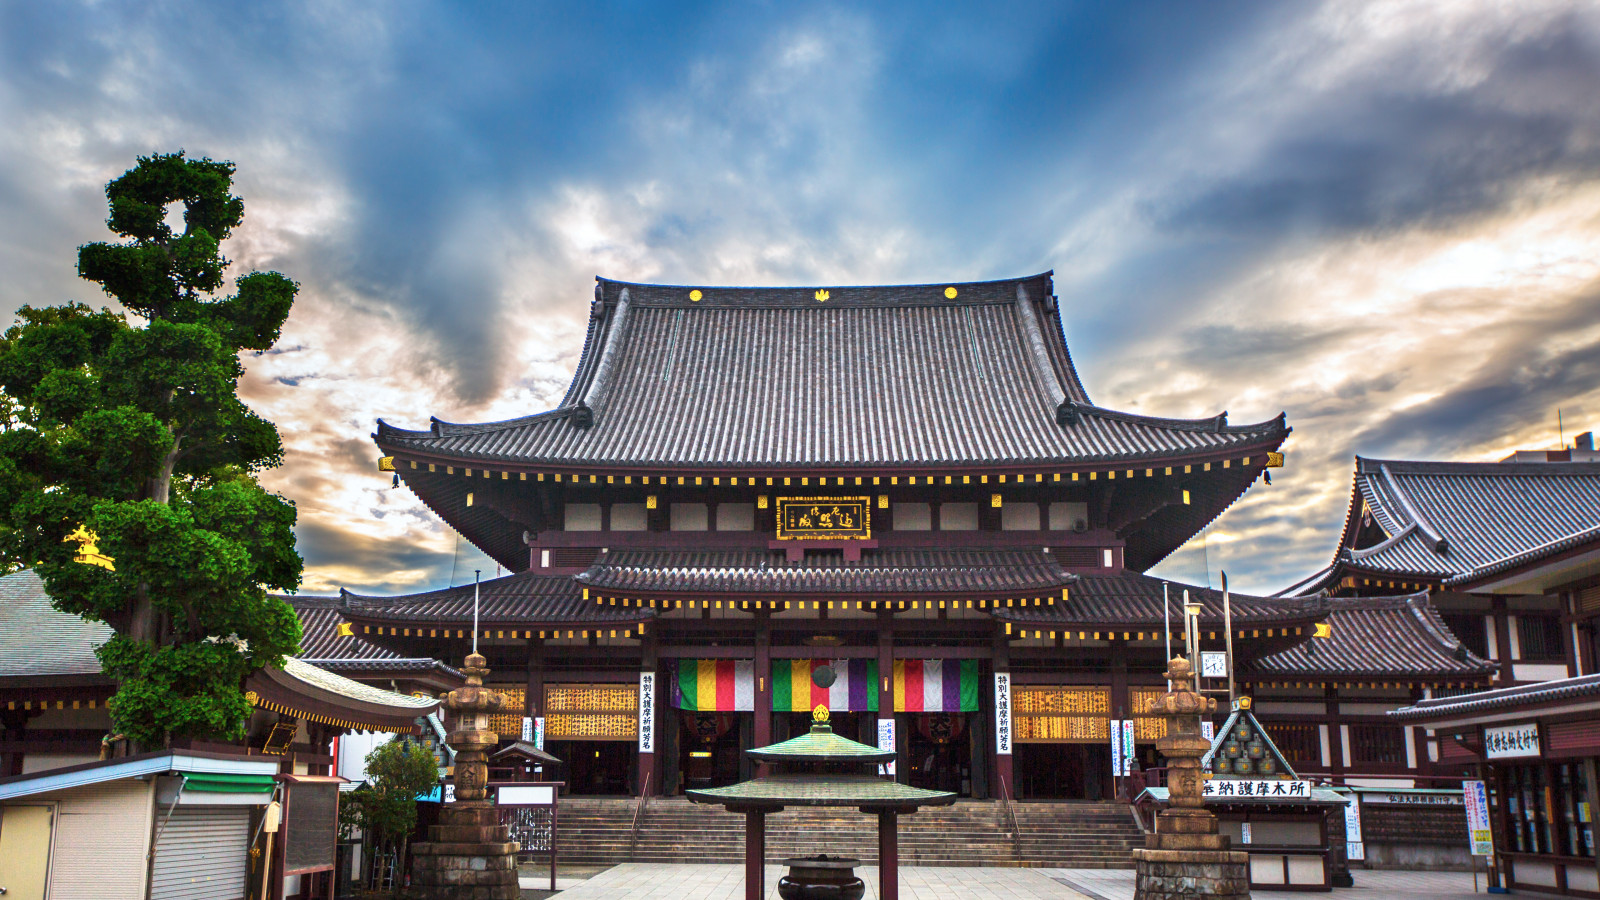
407 653 520 900
1132 657 1250 900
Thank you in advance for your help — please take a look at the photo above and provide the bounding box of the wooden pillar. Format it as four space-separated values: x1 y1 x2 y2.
1563 591 1581 677
755 618 772 774
1326 684 1345 783
878 614 896 781
1492 597 1515 683
745 810 766 900
878 810 899 900
1111 649 1128 801
525 639 544 720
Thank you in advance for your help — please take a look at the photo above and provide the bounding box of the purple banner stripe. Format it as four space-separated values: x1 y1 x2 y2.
942 660 962 712
849 659 869 710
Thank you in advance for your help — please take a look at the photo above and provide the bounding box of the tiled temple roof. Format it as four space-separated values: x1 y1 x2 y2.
1280 457 1600 595
1391 673 1600 723
0 570 111 679
1248 594 1495 680
289 596 462 679
992 572 1327 629
339 571 646 624
376 273 1288 469
575 548 1075 595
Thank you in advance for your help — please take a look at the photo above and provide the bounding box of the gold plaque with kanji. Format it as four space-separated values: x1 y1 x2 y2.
775 497 871 540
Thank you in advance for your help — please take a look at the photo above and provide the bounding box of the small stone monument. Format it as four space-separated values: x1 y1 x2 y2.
1132 657 1249 900
407 653 520 900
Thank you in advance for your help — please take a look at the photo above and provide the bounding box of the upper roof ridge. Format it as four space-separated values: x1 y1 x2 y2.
594 271 1055 308
1377 462 1448 554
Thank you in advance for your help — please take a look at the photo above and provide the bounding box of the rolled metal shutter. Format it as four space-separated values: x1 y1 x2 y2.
150 806 251 900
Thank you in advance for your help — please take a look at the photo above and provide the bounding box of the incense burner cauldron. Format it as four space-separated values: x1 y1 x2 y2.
778 856 865 900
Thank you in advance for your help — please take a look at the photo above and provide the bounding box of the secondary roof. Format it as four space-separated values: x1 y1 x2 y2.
1280 457 1600 596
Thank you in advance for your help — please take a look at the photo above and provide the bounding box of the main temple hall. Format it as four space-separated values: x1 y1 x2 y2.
349 272 1490 803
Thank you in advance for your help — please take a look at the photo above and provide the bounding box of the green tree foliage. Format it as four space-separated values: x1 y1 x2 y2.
0 152 303 747
343 739 442 845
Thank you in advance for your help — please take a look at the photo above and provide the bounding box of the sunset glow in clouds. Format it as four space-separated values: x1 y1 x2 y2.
3 1 1598 596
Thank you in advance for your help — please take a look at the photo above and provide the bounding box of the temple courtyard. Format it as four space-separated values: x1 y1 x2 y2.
517 864 1487 900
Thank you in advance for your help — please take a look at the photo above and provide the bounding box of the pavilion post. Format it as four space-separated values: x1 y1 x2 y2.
879 617 897 781
878 810 899 900
755 620 772 774
746 810 766 900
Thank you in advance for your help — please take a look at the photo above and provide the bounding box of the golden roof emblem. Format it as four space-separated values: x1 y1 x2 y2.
814 289 829 302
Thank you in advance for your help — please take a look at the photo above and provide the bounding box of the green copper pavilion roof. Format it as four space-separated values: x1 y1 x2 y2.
687 775 956 810
747 724 894 764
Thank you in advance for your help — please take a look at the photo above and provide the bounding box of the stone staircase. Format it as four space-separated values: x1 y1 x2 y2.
554 797 1141 868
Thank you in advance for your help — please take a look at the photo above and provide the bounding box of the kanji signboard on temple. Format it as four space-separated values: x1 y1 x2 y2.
776 497 871 540
1484 722 1539 759
1202 779 1313 800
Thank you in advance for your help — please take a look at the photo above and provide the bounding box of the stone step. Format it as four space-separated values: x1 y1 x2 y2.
538 797 1141 868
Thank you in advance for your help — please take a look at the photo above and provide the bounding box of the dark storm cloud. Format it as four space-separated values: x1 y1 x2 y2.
1348 283 1600 455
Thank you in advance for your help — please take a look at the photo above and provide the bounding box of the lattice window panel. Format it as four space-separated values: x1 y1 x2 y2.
1013 687 1110 744
1129 688 1170 741
487 686 525 736
544 684 637 741
1261 721 1320 764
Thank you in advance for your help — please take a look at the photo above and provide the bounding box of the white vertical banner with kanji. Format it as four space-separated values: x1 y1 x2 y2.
638 671 656 753
1110 720 1125 778
1345 794 1365 860
1122 719 1136 774
1465 780 1494 856
878 718 897 776
994 672 1013 755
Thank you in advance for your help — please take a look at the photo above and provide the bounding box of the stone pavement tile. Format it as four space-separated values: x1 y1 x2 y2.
548 863 1093 900
1042 867 1486 900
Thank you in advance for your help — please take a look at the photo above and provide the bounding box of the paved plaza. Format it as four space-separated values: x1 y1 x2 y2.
523 864 1490 900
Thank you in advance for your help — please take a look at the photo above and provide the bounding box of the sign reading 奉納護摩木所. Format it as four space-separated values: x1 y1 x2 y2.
1203 780 1313 800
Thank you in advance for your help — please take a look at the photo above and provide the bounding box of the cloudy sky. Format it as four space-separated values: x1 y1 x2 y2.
3 0 1598 598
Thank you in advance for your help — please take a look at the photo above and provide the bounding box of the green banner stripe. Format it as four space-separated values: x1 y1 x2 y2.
772 659 792 711
678 660 699 710
960 659 980 712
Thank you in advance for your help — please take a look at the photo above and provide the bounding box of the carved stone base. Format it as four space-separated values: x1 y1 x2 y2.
406 802 521 900
1132 848 1251 900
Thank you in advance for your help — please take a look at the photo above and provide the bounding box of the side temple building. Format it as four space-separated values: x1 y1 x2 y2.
347 273 1490 801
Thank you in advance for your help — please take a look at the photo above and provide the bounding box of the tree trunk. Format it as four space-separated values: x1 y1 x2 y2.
144 433 182 505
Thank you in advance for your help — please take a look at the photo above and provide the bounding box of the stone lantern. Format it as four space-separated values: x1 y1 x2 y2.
407 653 521 900
1131 657 1250 900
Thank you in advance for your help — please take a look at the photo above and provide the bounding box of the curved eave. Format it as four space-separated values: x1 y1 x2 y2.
1324 559 1446 593
251 664 438 731
373 415 1289 473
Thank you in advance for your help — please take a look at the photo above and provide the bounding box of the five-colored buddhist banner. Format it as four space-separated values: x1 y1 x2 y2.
673 659 755 711
670 657 980 713
772 658 879 712
893 659 980 712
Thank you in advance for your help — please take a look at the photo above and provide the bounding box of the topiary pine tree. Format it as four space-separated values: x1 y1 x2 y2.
0 152 304 749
